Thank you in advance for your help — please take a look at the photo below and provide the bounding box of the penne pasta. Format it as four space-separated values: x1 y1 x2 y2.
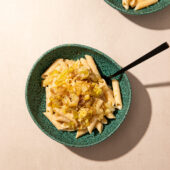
94 99 104 114
101 117 108 124
96 122 103 133
64 113 78 126
53 116 70 123
44 112 73 131
87 117 98 134
136 0 144 3
112 79 122 110
76 129 88 138
51 120 65 130
46 87 53 114
122 0 131 9
106 113 116 119
102 80 115 106
53 121 74 131
130 0 137 7
135 0 158 10
43 112 53 122
85 55 101 78
80 58 90 69
53 109 78 126
65 59 75 67
59 60 68 70
41 59 63 79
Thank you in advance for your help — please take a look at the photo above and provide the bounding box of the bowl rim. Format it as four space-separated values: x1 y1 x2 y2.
25 44 132 147
104 0 170 15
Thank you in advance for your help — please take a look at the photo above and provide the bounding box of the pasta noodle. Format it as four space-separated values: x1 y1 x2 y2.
41 59 63 79
122 0 131 9
87 117 98 134
96 122 103 133
101 117 108 124
46 87 53 114
130 0 137 7
103 82 115 106
106 113 116 119
112 79 122 110
135 0 158 10
85 55 101 78
76 129 88 138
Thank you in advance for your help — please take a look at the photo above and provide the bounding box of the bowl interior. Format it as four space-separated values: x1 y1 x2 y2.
25 44 131 147
105 0 170 15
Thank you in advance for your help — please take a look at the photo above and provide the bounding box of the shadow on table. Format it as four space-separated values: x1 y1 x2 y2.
145 82 170 88
122 5 170 30
66 72 152 161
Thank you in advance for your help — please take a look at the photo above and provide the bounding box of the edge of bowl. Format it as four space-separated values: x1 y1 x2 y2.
25 44 132 147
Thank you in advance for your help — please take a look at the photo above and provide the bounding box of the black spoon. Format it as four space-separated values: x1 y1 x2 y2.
103 42 169 81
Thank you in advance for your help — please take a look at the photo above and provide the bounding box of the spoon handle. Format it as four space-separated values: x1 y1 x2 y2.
109 42 169 78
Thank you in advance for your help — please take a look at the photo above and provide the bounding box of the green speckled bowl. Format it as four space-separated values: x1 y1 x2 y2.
105 0 170 15
25 44 131 147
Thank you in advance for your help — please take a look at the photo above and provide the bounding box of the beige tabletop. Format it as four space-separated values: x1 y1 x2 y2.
0 0 170 170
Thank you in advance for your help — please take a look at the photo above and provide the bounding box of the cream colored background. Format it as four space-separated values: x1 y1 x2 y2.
0 0 170 170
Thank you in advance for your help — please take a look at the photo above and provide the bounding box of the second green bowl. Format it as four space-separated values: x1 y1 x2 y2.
105 0 170 15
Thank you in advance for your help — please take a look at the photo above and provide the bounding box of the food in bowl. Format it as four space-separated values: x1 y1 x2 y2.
122 0 158 10
41 55 122 138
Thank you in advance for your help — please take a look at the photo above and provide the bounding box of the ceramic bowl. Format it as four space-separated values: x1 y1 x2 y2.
25 44 131 147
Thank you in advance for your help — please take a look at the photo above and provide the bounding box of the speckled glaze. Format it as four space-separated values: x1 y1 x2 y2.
105 0 170 15
25 44 131 147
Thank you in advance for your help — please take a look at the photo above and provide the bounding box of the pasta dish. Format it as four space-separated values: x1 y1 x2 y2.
41 55 122 138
